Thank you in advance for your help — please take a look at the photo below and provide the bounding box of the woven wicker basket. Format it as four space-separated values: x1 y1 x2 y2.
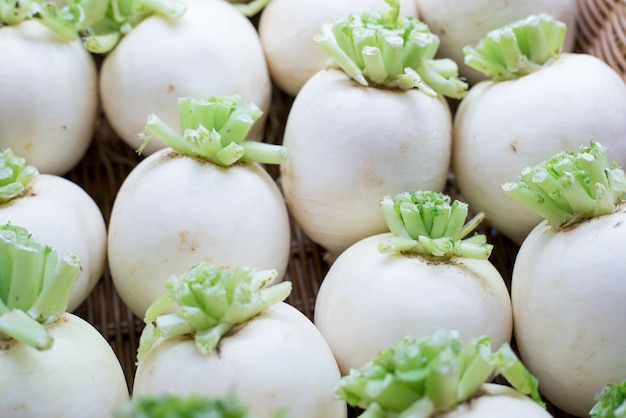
65 1 625 416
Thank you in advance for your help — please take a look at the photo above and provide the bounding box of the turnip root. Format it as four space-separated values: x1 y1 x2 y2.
108 95 290 318
133 263 347 418
335 330 548 417
99 0 272 155
452 14 626 244
258 0 418 96
0 223 129 418
280 0 468 260
0 12 98 175
314 191 512 375
504 141 626 416
0 149 107 311
415 0 578 85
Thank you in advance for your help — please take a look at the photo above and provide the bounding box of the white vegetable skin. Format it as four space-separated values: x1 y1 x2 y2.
440 383 552 417
258 0 418 97
0 313 129 417
280 68 453 259
415 0 578 85
0 174 107 312
314 232 513 375
452 53 626 244
134 302 347 418
99 0 272 155
108 148 291 318
511 203 626 417
0 20 98 175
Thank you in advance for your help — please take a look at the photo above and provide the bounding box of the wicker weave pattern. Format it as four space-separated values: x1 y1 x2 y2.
577 0 626 78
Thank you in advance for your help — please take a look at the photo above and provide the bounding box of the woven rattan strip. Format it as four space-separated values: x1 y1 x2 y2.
577 0 626 78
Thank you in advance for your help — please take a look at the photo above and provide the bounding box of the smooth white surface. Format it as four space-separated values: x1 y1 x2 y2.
452 53 626 244
0 20 98 175
134 302 347 418
100 0 272 155
512 205 626 416
108 148 291 318
280 68 453 258
314 233 513 375
0 313 129 417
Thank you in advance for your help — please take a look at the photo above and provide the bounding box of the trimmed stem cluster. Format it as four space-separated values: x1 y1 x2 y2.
115 394 259 418
137 263 292 362
137 95 287 166
0 148 39 204
590 379 626 418
463 13 567 81
502 140 626 228
335 330 544 417
81 0 187 53
378 191 492 259
313 0 467 98
0 0 186 53
0 223 80 350
0 0 79 39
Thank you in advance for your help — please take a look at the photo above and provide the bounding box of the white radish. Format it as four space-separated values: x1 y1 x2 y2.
107 96 291 318
99 0 272 155
258 0 418 96
415 0 578 85
280 0 468 260
504 141 626 417
0 223 129 418
335 330 548 417
0 16 98 175
314 191 512 375
0 149 106 311
452 14 626 244
133 263 347 418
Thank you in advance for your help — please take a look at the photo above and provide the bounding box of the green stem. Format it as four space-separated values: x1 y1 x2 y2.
231 0 271 17
335 331 545 417
590 379 626 417
463 13 567 81
0 309 52 350
138 96 287 167
503 140 626 228
0 223 79 349
312 0 467 97
378 191 492 259
0 149 39 204
138 264 291 362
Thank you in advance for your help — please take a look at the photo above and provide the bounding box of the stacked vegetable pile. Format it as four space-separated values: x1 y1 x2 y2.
1 0 626 417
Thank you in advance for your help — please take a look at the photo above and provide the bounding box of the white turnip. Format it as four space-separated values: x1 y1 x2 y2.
0 12 98 175
314 191 512 375
0 149 107 311
415 0 578 85
99 0 272 155
258 0 418 96
335 330 549 417
280 0 468 260
133 263 347 418
0 223 129 418
452 14 626 244
107 95 291 319
504 141 626 417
